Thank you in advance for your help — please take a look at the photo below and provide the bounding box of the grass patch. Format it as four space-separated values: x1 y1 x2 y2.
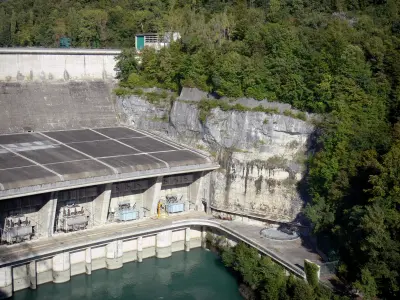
113 87 134 97
283 109 307 121
198 99 308 123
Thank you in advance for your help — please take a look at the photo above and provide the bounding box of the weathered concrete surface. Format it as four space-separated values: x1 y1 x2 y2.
0 81 117 133
0 48 119 81
116 95 315 222
0 211 319 278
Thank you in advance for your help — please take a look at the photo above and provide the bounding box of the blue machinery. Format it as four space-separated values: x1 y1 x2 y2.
166 203 184 213
117 202 139 221
165 195 184 214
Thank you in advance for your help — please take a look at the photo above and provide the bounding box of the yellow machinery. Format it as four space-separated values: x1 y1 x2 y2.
157 200 169 219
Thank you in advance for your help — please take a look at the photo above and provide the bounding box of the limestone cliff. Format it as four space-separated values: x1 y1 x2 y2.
116 91 315 222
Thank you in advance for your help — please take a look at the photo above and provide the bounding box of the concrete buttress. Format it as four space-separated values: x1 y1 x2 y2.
0 267 12 299
28 261 36 290
201 226 206 249
189 172 204 211
93 184 112 225
38 192 58 238
156 230 172 258
143 176 163 216
52 252 70 284
137 236 143 262
185 228 191 251
85 247 92 275
106 240 123 269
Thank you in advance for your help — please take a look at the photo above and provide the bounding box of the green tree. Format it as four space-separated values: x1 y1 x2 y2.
115 49 140 81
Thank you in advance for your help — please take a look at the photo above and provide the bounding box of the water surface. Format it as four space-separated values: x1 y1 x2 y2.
13 248 242 300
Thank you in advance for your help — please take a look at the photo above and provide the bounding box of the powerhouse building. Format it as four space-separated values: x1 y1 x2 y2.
0 126 218 244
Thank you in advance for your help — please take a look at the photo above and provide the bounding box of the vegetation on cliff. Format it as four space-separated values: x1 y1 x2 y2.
2 0 400 298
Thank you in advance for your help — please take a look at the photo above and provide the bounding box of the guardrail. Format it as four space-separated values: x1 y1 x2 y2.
210 205 309 228
173 219 305 279
0 217 305 279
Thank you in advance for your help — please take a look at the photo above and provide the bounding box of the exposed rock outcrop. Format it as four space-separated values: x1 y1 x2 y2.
116 92 315 222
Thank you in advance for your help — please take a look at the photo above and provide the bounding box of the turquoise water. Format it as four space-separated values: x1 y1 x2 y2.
12 248 242 300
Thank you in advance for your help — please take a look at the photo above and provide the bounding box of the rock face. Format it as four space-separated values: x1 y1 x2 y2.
116 94 315 222
116 95 171 133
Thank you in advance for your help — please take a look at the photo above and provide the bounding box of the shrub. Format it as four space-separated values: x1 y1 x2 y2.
113 87 133 97
304 259 320 288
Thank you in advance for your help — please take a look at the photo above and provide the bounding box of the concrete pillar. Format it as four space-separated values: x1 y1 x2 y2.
184 200 190 212
85 247 92 275
93 183 112 225
189 172 204 211
206 171 215 214
201 226 207 249
0 267 12 299
156 230 172 258
144 176 163 216
137 236 143 262
52 252 70 283
185 228 191 252
28 261 36 290
38 192 58 238
105 240 123 270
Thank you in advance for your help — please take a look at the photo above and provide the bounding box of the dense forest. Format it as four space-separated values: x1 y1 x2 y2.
1 0 400 298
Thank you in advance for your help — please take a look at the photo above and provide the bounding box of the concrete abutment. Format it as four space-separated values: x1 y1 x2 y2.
52 252 70 284
85 247 92 275
156 230 172 258
137 236 143 262
29 261 37 290
106 240 123 270
185 228 191 251
0 267 12 300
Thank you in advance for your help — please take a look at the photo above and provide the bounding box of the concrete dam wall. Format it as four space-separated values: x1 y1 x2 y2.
0 48 121 133
0 48 120 81
0 81 117 133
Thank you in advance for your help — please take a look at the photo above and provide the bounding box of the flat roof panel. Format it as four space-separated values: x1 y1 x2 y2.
68 140 139 157
94 127 145 139
100 154 165 173
45 160 113 181
43 129 107 143
0 133 54 145
120 137 177 152
20 145 88 165
151 150 208 167
0 166 59 189
0 152 34 169
0 127 216 198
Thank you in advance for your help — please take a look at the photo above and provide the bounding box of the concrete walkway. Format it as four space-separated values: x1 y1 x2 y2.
221 220 321 272
0 212 325 280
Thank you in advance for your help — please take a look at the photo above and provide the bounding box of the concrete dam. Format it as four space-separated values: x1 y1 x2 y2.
0 48 321 299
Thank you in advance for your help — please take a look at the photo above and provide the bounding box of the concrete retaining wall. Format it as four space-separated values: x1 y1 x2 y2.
4 226 201 298
0 81 117 134
0 48 120 82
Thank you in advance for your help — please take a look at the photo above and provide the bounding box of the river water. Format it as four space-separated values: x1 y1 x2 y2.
12 248 242 300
